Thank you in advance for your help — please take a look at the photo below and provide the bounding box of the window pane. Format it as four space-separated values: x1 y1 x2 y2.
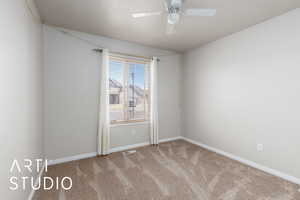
109 60 124 122
127 63 145 120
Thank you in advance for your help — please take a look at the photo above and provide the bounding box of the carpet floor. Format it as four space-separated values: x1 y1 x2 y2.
33 140 300 200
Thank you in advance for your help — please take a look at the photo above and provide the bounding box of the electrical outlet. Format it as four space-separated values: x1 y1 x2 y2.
257 144 264 152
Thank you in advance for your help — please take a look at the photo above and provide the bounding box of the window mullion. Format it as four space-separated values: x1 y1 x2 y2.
123 61 129 121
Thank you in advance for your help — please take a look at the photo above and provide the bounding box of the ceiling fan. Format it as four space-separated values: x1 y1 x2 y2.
132 0 216 34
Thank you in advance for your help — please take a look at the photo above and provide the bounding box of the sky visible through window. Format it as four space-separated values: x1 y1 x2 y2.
110 60 145 88
109 61 122 83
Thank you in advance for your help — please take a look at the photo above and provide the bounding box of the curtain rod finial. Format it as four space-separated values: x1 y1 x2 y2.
93 48 103 53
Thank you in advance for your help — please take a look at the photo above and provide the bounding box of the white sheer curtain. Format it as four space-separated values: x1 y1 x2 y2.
97 49 110 155
150 57 159 145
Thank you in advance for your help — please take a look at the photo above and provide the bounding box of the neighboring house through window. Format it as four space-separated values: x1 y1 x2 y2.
109 55 150 124
109 94 120 104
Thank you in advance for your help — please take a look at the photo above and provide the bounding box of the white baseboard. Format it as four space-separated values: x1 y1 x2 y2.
28 162 46 200
109 136 183 153
109 142 150 153
182 137 300 185
48 152 97 166
160 136 183 143
47 136 183 166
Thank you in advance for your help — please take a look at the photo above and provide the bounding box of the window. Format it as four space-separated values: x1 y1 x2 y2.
109 55 150 124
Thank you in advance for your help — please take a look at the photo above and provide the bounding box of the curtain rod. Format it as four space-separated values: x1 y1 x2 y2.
93 49 160 62
54 27 166 61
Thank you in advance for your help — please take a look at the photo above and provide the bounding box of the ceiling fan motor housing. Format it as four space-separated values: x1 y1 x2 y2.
167 0 182 24
168 12 180 24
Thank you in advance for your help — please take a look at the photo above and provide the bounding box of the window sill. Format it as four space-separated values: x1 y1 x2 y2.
110 121 150 128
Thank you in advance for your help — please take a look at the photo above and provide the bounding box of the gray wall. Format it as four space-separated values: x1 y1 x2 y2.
44 26 182 160
182 8 300 179
0 1 43 199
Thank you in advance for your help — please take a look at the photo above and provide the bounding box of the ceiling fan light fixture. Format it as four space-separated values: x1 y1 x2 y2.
168 13 180 24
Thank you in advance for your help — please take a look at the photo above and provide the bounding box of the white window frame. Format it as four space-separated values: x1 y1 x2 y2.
109 55 151 125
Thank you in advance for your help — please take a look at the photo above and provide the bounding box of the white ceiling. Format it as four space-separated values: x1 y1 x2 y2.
35 0 300 52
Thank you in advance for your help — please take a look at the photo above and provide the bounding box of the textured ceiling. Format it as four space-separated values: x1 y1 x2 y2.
35 0 300 52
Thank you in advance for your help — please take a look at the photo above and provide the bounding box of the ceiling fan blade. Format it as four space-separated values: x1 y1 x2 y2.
184 9 216 16
132 12 162 18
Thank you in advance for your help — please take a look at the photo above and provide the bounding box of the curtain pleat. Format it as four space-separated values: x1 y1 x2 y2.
150 57 159 145
97 49 110 155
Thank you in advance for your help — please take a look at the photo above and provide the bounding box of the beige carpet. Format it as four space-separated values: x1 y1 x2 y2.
33 140 300 200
